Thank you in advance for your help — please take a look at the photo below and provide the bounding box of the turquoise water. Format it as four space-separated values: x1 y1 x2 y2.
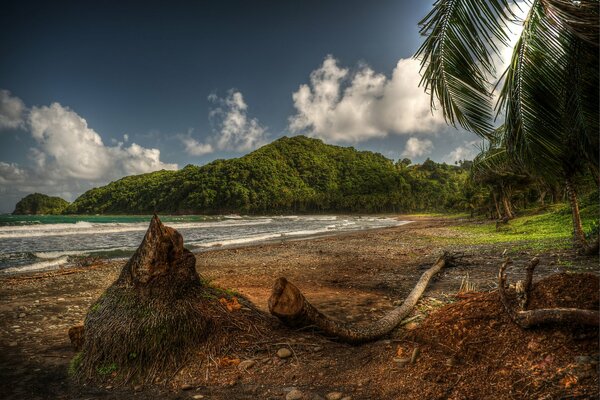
0 214 406 274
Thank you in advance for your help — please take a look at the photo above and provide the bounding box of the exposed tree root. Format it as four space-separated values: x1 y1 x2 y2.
499 257 599 328
269 251 464 344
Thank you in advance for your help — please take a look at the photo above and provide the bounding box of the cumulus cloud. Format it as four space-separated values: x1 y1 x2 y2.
443 140 481 164
402 137 434 158
0 91 177 210
181 137 214 156
181 90 268 156
0 89 26 130
27 102 177 180
288 56 446 143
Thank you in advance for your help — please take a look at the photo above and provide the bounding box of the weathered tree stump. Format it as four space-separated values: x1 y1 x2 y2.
73 215 267 384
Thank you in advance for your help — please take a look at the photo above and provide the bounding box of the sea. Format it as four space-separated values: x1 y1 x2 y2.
0 214 407 274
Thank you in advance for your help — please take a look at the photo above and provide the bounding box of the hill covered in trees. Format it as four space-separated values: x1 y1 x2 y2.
65 136 469 215
13 193 70 215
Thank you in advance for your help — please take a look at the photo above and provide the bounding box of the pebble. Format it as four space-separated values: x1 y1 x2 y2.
18 313 26 318
238 359 256 370
312 346 323 352
410 347 420 364
181 384 193 390
393 357 411 367
8 342 18 347
277 348 293 359
192 395 204 399
133 385 142 391
326 392 343 400
286 389 303 400
404 322 419 331
575 355 597 365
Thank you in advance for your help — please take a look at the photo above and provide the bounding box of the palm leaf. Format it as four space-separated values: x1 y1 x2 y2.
415 0 515 137
498 0 599 180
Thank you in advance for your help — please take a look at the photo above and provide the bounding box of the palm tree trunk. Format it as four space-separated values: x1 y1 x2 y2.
492 191 502 220
565 177 588 249
500 186 514 220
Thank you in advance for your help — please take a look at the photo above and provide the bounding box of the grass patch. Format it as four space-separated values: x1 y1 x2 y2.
68 352 84 377
449 203 598 251
96 362 118 376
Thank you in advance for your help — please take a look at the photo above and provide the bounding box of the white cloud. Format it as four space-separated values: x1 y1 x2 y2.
181 137 214 156
443 140 481 164
402 137 433 158
182 90 268 156
0 92 177 210
0 162 26 183
210 91 268 152
288 56 446 143
0 89 26 130
27 102 177 180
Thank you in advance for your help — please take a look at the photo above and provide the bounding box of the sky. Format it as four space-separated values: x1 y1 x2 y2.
0 0 496 213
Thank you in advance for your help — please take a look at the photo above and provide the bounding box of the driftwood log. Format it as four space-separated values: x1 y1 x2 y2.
269 251 463 344
499 257 599 328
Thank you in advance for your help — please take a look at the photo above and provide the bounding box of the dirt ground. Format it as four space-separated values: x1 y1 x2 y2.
0 217 597 399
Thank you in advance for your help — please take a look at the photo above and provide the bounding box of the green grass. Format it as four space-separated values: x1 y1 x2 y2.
68 352 84 377
449 203 598 251
96 362 118 376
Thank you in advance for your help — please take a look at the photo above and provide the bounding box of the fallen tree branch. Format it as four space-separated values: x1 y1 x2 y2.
269 251 463 344
498 257 599 328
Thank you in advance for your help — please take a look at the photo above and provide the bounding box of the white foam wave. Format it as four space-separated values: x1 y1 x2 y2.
1 256 69 274
281 228 331 237
0 219 273 239
34 250 89 259
192 233 283 248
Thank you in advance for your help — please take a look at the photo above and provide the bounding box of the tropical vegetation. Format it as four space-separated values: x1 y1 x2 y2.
416 0 599 250
64 136 471 215
12 193 70 215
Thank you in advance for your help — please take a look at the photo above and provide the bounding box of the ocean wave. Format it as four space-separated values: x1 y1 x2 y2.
190 233 283 248
1 255 69 274
281 228 331 237
0 219 273 239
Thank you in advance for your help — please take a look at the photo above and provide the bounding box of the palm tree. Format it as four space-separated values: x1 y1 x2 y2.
415 0 599 249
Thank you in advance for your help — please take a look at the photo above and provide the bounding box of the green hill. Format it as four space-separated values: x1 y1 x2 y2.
66 136 469 214
13 193 70 215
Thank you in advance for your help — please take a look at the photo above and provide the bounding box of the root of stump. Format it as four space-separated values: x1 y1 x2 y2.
268 251 465 344
498 257 599 328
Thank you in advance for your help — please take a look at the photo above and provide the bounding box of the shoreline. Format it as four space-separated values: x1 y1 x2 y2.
0 216 413 276
0 216 597 399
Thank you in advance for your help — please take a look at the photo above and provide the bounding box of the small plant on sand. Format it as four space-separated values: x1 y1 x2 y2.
96 363 118 376
68 352 84 377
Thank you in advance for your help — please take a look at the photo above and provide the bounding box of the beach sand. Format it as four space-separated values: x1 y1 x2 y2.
0 217 597 399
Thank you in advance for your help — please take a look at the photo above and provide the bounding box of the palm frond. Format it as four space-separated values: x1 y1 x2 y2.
498 0 599 180
415 0 515 137
498 0 568 178
542 0 599 45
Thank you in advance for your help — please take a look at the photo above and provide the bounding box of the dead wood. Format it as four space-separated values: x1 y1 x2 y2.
498 257 599 328
74 215 269 385
268 251 463 344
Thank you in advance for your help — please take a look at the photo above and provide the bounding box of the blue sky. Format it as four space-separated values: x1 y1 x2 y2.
0 0 483 212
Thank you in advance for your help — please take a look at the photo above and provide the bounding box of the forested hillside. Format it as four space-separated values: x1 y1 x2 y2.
65 136 469 214
13 193 70 215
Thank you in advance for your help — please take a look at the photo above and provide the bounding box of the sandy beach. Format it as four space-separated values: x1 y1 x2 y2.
1 216 597 399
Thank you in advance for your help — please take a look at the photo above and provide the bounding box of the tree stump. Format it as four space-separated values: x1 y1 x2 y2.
73 215 267 384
